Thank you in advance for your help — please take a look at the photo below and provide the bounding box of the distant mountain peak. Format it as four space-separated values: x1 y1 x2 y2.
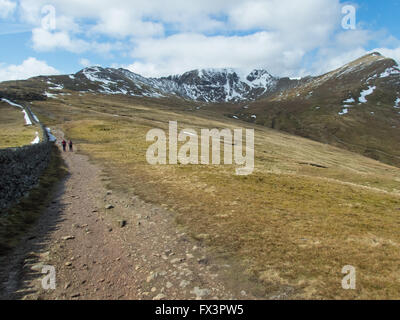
368 51 383 57
350 52 389 66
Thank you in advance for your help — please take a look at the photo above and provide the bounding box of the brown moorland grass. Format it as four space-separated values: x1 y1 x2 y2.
29 94 400 299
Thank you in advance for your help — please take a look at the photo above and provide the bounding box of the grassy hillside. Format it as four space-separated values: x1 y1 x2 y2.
214 53 400 168
27 92 400 299
0 101 41 148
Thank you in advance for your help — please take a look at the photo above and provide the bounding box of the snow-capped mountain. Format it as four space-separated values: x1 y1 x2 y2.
30 66 282 103
162 68 278 102
1 52 399 107
1 52 400 168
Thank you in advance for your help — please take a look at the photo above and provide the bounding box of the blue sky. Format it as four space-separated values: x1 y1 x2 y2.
0 0 399 81
357 1 400 35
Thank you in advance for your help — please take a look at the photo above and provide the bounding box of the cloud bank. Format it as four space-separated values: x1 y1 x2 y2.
0 57 59 82
1 0 399 80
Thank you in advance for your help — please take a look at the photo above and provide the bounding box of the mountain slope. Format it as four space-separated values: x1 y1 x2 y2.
0 52 399 167
222 52 400 166
24 92 400 299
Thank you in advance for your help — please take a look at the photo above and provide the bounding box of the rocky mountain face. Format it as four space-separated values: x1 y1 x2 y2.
68 66 283 102
0 65 289 103
162 68 279 102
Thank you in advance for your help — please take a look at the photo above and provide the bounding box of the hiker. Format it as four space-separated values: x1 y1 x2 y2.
62 139 67 152
69 140 73 152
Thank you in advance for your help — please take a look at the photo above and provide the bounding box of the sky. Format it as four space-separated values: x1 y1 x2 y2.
0 0 399 81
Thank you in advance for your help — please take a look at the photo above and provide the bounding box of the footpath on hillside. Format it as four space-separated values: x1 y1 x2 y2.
0 128 249 300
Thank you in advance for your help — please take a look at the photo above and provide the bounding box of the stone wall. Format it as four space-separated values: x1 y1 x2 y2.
0 105 53 211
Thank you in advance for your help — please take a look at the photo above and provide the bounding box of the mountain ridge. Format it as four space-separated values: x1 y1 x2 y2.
1 52 398 105
1 52 400 167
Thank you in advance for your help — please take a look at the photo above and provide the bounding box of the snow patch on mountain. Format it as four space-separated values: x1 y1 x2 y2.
44 91 58 98
31 131 40 144
1 98 23 109
359 86 376 103
1 98 32 125
47 82 64 90
169 68 278 102
343 97 355 104
22 110 32 125
379 66 400 78
394 97 400 109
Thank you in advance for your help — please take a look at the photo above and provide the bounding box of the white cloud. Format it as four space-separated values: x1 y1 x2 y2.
307 30 372 75
127 32 308 77
372 47 400 65
0 57 59 82
32 28 89 53
334 29 372 49
31 28 126 57
79 58 91 67
308 30 400 76
312 48 369 75
9 0 400 77
89 8 164 38
228 0 341 48
17 0 235 34
0 0 16 19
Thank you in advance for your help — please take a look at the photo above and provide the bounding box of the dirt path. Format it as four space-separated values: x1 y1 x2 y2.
0 128 248 300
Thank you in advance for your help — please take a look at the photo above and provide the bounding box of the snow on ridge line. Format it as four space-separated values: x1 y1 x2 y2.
1 98 32 125
359 86 376 103
74 66 280 102
379 66 400 78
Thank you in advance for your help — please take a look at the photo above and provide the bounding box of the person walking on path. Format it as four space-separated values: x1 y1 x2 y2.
68 140 73 152
62 139 67 152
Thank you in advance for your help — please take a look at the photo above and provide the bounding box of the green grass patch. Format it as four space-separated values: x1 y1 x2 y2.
0 103 40 148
